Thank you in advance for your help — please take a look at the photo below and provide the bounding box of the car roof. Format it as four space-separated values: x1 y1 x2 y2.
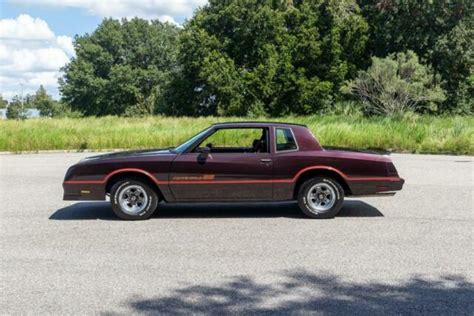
211 121 307 128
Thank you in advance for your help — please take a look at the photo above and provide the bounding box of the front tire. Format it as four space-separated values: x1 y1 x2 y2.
110 179 158 220
297 177 344 219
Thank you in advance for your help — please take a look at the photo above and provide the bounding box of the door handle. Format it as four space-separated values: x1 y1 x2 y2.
260 159 272 163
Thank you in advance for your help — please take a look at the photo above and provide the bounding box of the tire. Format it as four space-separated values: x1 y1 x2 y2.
110 178 158 220
297 177 344 219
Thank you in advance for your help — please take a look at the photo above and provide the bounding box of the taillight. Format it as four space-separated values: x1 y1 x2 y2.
386 162 398 176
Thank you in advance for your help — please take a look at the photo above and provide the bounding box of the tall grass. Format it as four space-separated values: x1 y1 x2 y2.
0 115 472 154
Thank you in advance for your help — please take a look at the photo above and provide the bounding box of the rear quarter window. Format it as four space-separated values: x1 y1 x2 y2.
275 128 297 151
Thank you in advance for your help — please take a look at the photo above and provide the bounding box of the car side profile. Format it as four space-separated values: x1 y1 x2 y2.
63 122 404 220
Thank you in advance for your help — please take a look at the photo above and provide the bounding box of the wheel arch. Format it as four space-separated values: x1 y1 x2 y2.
105 170 164 201
293 167 352 198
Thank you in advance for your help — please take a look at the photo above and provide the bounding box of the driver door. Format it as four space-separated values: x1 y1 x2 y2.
169 127 273 201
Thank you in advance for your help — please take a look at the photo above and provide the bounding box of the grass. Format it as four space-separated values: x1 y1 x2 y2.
0 115 472 155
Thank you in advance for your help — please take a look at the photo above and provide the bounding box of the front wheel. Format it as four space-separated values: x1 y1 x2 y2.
297 177 344 219
110 179 158 220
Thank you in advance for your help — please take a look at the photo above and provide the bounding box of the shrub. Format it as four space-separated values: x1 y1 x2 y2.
342 51 446 116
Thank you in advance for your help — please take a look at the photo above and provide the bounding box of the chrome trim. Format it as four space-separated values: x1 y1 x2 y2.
356 192 397 197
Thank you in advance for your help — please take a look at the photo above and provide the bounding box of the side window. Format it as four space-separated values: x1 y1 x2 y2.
275 128 297 152
195 128 269 153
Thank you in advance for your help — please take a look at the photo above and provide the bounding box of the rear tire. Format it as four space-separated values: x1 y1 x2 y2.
297 177 344 219
110 178 158 220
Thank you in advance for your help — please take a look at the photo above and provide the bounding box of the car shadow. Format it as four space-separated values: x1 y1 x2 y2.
49 200 383 220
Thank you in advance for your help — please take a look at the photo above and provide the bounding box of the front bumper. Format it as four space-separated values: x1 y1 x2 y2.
63 182 106 201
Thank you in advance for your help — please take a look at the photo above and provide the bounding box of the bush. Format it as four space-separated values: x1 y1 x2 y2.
342 51 446 116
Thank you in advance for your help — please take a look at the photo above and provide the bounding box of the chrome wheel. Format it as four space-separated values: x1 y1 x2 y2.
307 183 336 213
118 185 148 215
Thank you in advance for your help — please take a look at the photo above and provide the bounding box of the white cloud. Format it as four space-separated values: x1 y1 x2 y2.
0 14 55 40
56 35 75 56
0 15 74 100
8 0 207 24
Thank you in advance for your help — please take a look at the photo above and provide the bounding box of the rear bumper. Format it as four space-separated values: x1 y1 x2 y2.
63 182 106 201
348 177 404 196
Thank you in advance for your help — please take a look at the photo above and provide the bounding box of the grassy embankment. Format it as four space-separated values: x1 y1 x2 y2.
0 115 472 155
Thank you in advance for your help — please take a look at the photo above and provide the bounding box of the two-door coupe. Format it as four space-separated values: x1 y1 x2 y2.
63 122 404 220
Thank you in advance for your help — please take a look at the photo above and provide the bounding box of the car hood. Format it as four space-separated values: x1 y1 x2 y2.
80 148 176 162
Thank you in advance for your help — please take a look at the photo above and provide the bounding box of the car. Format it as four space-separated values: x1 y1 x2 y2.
63 122 404 220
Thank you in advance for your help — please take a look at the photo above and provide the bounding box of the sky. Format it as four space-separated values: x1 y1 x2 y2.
0 0 207 100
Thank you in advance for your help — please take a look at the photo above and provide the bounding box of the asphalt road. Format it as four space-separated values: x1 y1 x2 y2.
1 152 473 314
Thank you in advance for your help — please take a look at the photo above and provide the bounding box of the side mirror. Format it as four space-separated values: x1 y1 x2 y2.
198 146 211 155
197 146 211 164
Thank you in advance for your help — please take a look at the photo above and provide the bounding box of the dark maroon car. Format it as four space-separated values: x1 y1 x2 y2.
63 122 404 220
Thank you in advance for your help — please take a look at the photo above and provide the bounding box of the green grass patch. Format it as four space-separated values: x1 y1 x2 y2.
0 115 472 155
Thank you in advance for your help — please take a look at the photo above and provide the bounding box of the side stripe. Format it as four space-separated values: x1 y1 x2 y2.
63 166 401 185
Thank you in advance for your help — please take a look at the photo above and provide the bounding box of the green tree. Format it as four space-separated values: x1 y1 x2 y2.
32 85 77 117
6 95 28 120
358 0 473 112
59 18 180 116
0 95 7 108
432 18 473 113
33 85 56 117
343 51 445 116
165 0 368 116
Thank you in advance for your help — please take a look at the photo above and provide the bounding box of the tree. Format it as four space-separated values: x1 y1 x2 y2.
343 51 445 116
33 85 56 117
59 18 180 116
30 85 76 117
165 0 368 116
432 18 473 113
0 95 7 108
357 0 473 112
6 95 28 120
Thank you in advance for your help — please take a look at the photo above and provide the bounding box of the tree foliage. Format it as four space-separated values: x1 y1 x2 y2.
6 96 28 120
58 1 473 116
33 85 55 117
432 18 473 113
59 18 180 116
0 95 7 109
164 0 368 116
358 0 473 112
32 85 78 117
343 51 445 116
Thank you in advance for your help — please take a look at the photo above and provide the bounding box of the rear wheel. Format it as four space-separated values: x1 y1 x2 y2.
110 179 158 220
297 177 344 219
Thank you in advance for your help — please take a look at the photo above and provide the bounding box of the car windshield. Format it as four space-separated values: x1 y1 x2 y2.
173 127 211 153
